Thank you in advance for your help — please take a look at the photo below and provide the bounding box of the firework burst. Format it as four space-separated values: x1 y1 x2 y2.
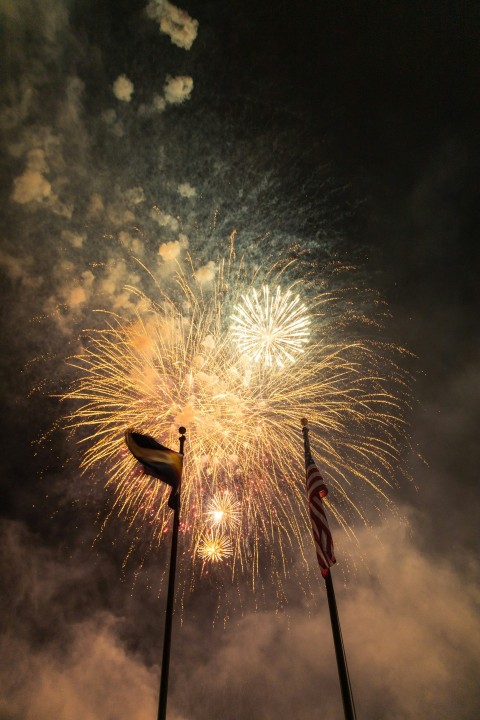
230 285 310 367
62 254 413 591
196 529 234 563
206 490 242 530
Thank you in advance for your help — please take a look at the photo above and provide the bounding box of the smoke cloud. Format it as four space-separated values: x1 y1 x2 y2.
164 75 194 105
194 261 216 284
12 169 52 204
146 0 199 50
1 516 478 720
158 235 188 261
177 182 196 198
113 75 134 102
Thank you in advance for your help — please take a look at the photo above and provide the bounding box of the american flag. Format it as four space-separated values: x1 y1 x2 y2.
306 453 336 577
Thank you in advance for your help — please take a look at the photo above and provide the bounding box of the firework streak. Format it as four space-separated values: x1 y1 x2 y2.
63 256 412 591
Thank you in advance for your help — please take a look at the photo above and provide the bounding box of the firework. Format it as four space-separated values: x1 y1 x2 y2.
206 490 241 530
230 285 310 368
63 255 412 589
196 529 234 562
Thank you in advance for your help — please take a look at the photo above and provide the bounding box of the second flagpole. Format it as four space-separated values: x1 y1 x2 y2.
301 418 356 720
157 426 186 720
324 568 356 720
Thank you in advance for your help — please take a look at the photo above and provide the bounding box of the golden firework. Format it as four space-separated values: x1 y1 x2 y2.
196 529 234 562
62 254 413 588
206 490 242 531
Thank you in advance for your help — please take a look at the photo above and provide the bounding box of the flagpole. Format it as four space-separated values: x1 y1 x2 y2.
324 569 356 720
157 426 186 720
301 419 357 720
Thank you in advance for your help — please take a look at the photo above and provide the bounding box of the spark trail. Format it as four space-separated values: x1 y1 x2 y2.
62 254 413 592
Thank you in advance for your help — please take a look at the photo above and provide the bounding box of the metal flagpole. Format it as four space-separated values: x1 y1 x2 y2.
301 419 356 720
157 426 186 720
324 569 356 720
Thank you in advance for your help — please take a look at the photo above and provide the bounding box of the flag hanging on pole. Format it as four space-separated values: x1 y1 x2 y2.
303 424 336 576
125 430 183 508
301 421 356 720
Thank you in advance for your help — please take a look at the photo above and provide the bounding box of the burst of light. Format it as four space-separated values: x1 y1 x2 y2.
230 285 310 368
206 490 241 530
62 255 413 591
196 529 234 562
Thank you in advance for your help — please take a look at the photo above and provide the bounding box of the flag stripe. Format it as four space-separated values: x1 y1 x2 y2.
306 455 336 576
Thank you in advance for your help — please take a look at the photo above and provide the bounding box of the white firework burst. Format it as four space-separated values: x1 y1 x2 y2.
206 490 242 530
230 285 310 368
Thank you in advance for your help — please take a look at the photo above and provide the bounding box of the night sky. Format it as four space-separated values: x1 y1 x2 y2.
1 2 479 719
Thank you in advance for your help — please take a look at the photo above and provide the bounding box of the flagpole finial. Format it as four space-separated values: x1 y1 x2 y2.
301 418 312 464
178 426 186 455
